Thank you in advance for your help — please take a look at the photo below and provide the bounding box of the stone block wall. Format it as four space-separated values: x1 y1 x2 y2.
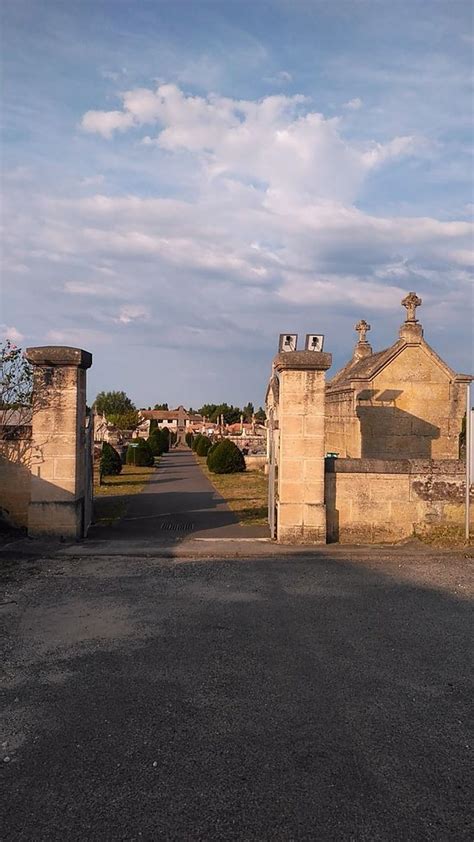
0 440 32 528
325 458 472 543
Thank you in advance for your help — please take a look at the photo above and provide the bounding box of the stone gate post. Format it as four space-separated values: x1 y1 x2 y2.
273 350 332 543
25 346 93 539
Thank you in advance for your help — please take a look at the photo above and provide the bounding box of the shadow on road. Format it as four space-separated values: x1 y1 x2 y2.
1 551 472 840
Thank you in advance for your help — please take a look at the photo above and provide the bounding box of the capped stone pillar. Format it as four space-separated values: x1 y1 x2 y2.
273 350 332 544
25 346 92 539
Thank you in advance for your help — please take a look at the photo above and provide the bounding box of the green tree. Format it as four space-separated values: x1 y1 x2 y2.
107 410 139 431
154 403 169 411
255 406 266 422
198 403 241 424
94 391 135 416
242 402 254 421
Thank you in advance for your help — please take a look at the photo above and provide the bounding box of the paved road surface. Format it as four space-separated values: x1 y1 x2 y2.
1 549 472 840
91 449 269 543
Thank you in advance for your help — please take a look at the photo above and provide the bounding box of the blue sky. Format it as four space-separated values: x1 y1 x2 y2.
1 0 473 408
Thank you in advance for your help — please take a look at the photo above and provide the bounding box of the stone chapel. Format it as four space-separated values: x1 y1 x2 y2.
325 292 470 459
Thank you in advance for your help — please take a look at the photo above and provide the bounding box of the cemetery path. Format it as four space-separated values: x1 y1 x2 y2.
89 448 269 545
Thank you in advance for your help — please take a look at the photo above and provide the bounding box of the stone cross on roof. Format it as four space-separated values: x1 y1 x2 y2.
402 292 422 322
355 319 371 343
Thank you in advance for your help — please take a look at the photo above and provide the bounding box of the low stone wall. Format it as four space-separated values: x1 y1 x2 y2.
325 458 472 543
244 455 266 471
0 441 32 529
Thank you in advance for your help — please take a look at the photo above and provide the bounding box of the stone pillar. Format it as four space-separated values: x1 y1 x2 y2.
273 350 332 544
25 346 93 539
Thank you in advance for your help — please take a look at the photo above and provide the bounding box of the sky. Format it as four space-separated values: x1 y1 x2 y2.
1 0 473 409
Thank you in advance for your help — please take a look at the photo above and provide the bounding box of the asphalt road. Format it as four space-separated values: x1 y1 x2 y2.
1 550 473 841
91 449 268 542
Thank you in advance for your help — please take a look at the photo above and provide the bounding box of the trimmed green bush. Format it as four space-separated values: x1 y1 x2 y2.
207 439 246 474
195 435 212 457
148 430 162 457
191 434 203 452
126 438 154 467
185 432 193 448
205 441 219 467
148 428 170 456
100 442 122 476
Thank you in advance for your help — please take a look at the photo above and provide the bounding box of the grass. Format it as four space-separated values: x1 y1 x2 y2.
196 456 268 526
93 463 156 526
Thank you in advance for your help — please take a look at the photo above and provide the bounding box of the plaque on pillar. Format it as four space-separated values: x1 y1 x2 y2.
305 334 324 351
279 334 298 352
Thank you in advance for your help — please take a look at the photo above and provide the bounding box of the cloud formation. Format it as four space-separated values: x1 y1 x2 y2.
4 74 473 404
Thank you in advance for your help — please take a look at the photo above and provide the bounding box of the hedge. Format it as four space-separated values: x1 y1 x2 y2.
195 435 212 457
100 442 122 476
126 438 155 467
206 439 246 474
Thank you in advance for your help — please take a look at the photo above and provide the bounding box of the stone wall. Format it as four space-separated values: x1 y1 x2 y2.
0 440 32 528
325 458 472 543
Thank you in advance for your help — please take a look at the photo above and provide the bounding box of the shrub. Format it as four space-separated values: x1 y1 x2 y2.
126 438 154 467
207 439 246 474
192 434 203 452
100 442 122 476
148 428 170 456
185 432 193 448
148 430 163 457
206 441 219 467
160 427 170 453
196 435 212 457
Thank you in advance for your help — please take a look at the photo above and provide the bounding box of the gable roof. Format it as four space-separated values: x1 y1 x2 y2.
327 337 465 391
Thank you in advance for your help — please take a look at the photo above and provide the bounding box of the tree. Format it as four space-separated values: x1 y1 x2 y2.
255 406 266 422
107 410 139 431
94 391 135 416
154 403 169 411
242 402 254 421
0 341 33 439
198 403 241 424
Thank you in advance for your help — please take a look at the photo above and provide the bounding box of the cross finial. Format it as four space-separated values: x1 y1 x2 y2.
401 292 422 322
355 319 371 343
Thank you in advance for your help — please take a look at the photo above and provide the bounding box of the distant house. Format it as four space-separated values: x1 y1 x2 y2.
139 406 204 435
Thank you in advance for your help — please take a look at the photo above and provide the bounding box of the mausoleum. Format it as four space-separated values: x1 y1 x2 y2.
325 293 470 459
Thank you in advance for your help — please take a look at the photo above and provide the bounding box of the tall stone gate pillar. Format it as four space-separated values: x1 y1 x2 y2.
273 350 332 543
26 346 93 539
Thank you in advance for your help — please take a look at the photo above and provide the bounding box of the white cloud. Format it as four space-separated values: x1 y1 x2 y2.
3 83 471 381
115 304 150 324
343 97 363 110
46 328 111 346
81 109 135 138
1 325 24 344
264 70 292 84
79 84 426 205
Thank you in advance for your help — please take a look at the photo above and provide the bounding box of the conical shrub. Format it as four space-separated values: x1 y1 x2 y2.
207 439 246 474
100 442 122 476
